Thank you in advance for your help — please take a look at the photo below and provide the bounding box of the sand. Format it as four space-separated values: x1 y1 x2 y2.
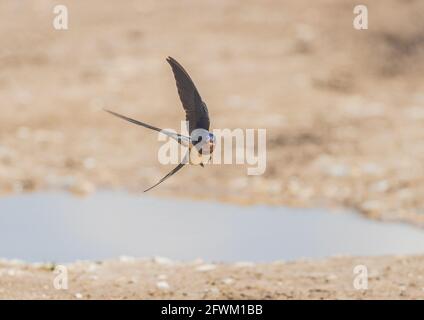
0 256 423 299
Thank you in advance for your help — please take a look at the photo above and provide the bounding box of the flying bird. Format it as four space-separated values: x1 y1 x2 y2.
105 56 215 192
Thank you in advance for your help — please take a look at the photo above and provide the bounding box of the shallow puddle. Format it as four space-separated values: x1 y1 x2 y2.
0 191 423 263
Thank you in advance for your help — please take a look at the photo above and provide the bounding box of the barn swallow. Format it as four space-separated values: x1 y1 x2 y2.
105 56 215 192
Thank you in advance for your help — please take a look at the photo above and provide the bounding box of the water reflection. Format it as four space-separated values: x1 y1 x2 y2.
0 192 423 263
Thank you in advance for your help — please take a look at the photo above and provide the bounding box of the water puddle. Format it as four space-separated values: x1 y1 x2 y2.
0 192 423 263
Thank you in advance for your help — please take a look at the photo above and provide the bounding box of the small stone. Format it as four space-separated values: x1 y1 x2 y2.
326 274 338 281
191 258 204 265
405 106 424 120
75 293 83 299
7 269 16 276
87 263 97 272
267 181 282 194
397 189 413 200
221 278 235 285
295 23 315 42
361 200 382 213
233 261 255 268
207 287 220 295
83 157 97 169
0 145 14 160
230 178 249 190
361 163 382 176
156 281 170 290
69 180 96 196
371 180 389 193
196 264 216 272
128 277 137 284
153 256 173 265
327 164 348 177
17 127 30 140
119 256 135 263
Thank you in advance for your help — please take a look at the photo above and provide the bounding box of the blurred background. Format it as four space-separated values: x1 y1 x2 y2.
1 0 424 227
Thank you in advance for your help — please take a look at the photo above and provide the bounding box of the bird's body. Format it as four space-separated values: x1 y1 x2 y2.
105 56 215 192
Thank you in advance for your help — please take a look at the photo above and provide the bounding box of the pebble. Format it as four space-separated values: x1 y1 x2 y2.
327 164 348 177
295 23 315 42
7 269 16 276
206 287 220 295
69 180 96 196
34 130 63 143
119 256 135 263
87 264 98 272
75 293 83 299
221 278 235 285
0 145 14 160
230 178 249 189
326 274 338 281
405 106 424 120
361 200 382 213
156 281 170 290
191 258 204 265
371 180 389 193
361 163 382 176
153 256 174 265
196 264 217 272
233 261 255 268
17 127 30 140
83 157 97 169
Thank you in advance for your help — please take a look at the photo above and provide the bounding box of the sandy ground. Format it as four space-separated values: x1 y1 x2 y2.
0 256 423 300
1 0 424 299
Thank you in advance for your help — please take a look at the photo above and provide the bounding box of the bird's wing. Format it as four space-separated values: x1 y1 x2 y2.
143 153 188 192
166 56 210 134
104 109 188 142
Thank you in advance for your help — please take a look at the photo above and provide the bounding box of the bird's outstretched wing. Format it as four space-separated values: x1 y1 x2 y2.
144 153 188 192
104 109 188 143
166 56 210 134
